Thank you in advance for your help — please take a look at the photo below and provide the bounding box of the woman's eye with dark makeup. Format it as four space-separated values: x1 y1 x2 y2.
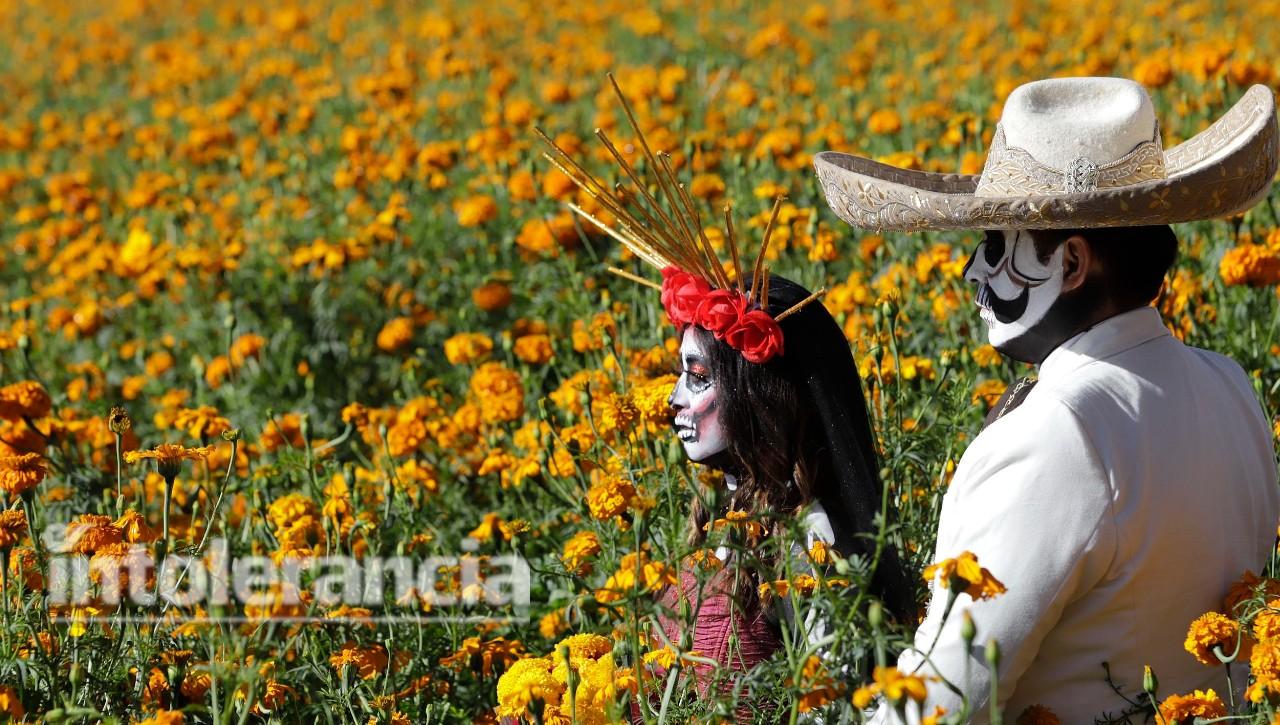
685 369 711 392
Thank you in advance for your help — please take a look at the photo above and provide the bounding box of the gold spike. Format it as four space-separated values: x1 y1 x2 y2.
607 266 662 290
751 196 785 304
723 204 743 291
761 266 771 310
774 287 827 322
566 204 668 269
660 153 730 289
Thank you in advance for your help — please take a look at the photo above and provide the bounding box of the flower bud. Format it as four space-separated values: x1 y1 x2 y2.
961 610 976 645
107 406 132 434
1143 664 1158 696
985 638 1001 669
868 601 883 630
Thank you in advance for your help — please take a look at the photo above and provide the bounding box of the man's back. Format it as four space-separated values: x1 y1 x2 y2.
897 307 1279 722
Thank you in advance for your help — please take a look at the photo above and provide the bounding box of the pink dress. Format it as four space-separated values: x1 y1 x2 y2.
631 566 783 723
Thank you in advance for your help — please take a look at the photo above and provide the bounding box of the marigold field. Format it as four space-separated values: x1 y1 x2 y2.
3 0 1280 723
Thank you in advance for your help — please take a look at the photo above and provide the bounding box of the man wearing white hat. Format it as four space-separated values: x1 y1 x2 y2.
815 77 1280 721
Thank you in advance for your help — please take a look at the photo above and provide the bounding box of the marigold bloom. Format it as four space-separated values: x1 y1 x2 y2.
329 641 389 680
586 475 637 521
513 333 553 364
66 513 124 554
454 194 498 227
472 280 513 311
852 666 930 708
1220 243 1280 286
1157 688 1225 723
0 685 23 721
0 452 47 496
923 551 1007 601
0 508 27 549
1184 611 1244 665
561 530 601 574
124 443 214 481
0 381 51 420
495 657 563 719
114 509 159 543
443 332 494 364
376 316 414 353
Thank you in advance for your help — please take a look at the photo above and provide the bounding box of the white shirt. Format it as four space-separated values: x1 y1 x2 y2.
877 306 1280 723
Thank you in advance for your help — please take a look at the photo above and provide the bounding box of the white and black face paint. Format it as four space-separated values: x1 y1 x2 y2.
963 229 1066 353
667 328 728 462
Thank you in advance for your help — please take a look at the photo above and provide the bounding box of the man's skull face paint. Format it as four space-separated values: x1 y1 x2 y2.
963 230 1065 350
667 329 728 462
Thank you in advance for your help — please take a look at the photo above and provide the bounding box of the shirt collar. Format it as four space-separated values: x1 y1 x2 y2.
1037 306 1171 383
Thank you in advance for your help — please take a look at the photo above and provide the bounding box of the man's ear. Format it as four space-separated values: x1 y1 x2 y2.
1060 234 1092 293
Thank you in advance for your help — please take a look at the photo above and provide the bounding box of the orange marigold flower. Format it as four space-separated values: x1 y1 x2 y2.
114 509 159 543
1156 688 1225 723
454 195 498 227
329 641 389 680
65 513 124 554
561 530 601 575
923 551 1007 601
472 281 513 311
0 452 47 496
852 666 930 708
1184 611 1244 665
124 443 214 481
586 474 637 521
0 508 27 549
513 334 553 365
1224 569 1280 615
443 332 494 365
0 381 51 421
1220 243 1280 286
203 355 232 389
867 108 903 135
229 332 267 366
1255 600 1280 642
0 684 23 721
376 317 415 353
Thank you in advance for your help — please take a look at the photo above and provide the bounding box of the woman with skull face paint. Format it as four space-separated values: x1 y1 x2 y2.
643 272 916 720
536 79 914 721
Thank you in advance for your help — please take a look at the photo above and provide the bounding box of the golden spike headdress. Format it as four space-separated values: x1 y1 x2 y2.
534 73 826 364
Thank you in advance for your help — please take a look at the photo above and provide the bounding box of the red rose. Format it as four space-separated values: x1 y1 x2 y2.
659 267 712 326
724 309 784 363
694 289 748 339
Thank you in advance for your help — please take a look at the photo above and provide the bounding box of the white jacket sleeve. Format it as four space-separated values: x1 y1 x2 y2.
873 398 1116 724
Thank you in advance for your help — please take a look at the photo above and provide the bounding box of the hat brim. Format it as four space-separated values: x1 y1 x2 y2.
814 84 1278 231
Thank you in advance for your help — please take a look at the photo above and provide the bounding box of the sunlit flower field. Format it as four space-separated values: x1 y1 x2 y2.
3 0 1280 722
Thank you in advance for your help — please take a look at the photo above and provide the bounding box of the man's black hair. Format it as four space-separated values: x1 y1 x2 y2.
1029 225 1178 310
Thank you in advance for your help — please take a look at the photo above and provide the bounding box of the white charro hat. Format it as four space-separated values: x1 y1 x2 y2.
814 77 1278 231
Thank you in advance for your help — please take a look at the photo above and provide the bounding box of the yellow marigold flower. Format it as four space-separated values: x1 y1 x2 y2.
689 173 725 199
203 355 232 389
124 443 214 481
65 513 124 554
1255 599 1280 642
631 374 677 425
1252 639 1280 685
972 379 1007 407
472 280 513 311
1156 688 1225 723
114 509 159 543
495 657 563 719
923 551 1007 601
443 332 494 365
376 316 415 353
469 362 524 424
268 493 318 531
329 641 389 680
229 333 266 366
972 344 1001 367
137 711 183 725
867 108 903 135
553 633 612 661
853 666 930 708
539 609 569 640
454 194 498 227
1220 243 1280 286
586 475 637 521
0 508 26 549
513 333 554 364
561 530 601 574
173 405 231 440
808 539 832 565
0 381 51 420
705 509 766 540
1016 705 1060 725
1184 611 1244 665
0 452 47 496
1133 57 1174 88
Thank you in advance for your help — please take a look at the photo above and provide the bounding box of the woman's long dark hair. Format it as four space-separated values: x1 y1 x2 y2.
682 273 915 624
